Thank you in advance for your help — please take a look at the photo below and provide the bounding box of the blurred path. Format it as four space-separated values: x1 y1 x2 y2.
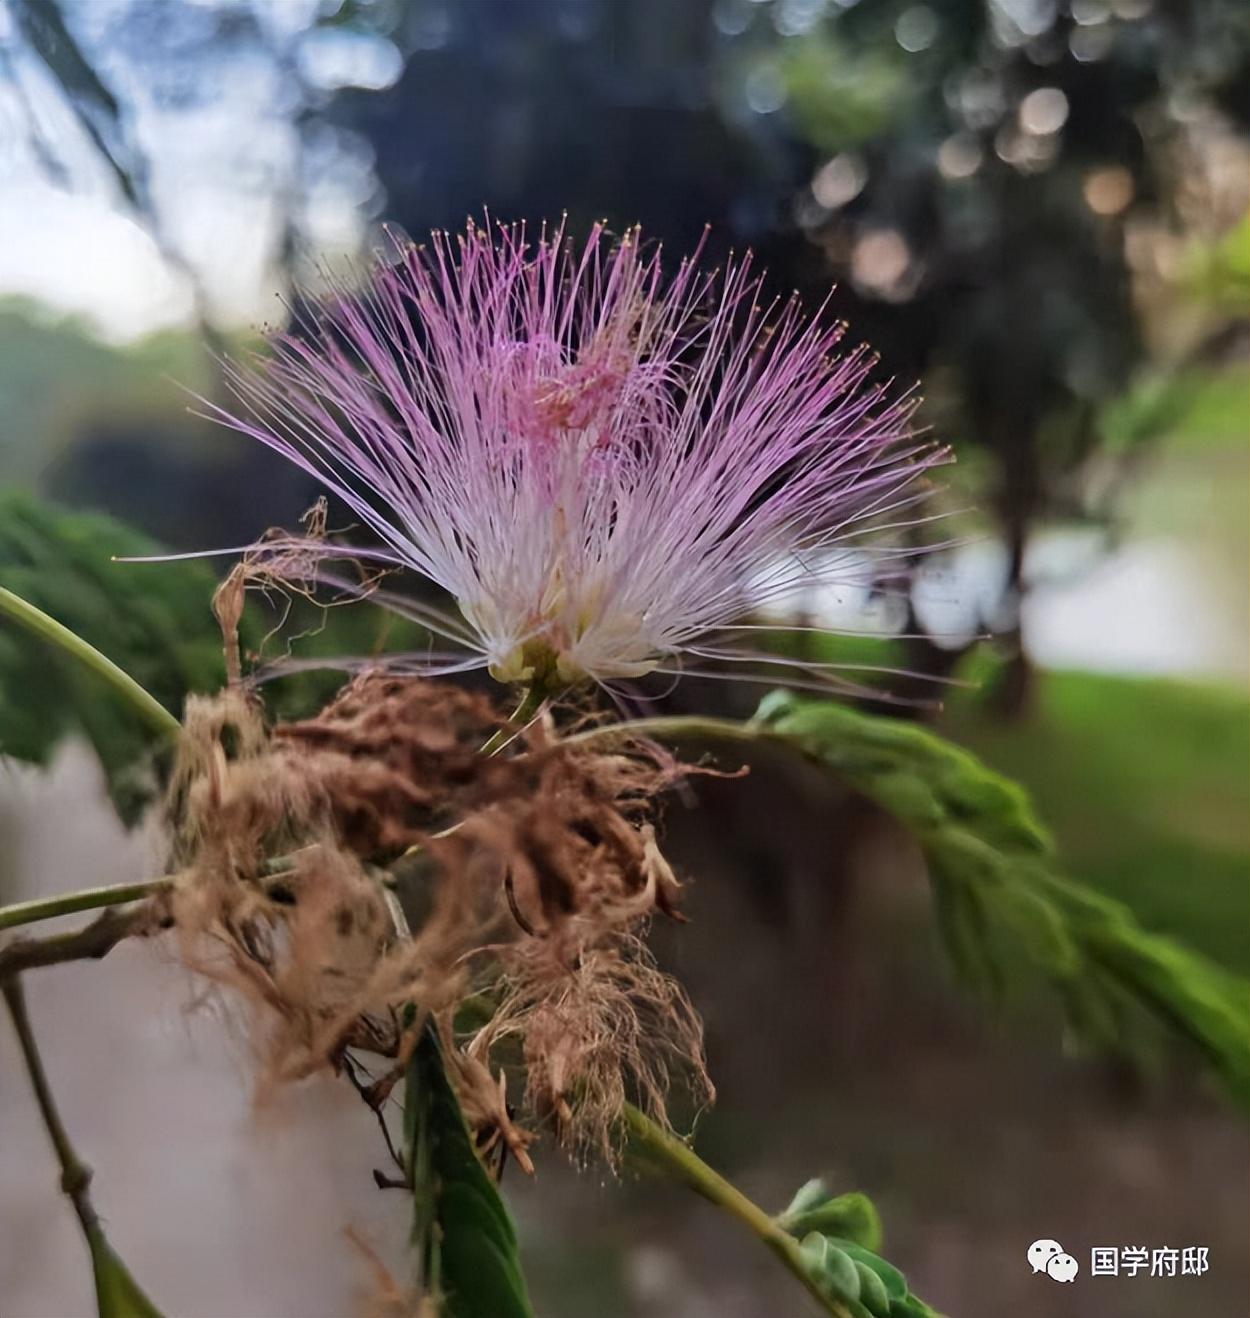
0 744 408 1318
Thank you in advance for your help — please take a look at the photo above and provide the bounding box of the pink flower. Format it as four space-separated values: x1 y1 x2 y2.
206 219 945 690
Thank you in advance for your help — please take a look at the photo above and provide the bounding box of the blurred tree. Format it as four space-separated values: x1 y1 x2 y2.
731 0 1250 709
7 0 1248 710
329 0 804 254
1 0 400 540
2 0 394 327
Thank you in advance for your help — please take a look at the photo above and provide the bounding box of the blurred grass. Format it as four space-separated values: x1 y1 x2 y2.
1102 366 1249 457
769 365 1248 982
751 628 1249 979
1162 368 1250 451
938 368 1247 976
942 670 1250 976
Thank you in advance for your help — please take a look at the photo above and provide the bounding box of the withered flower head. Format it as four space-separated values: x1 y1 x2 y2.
166 674 712 1166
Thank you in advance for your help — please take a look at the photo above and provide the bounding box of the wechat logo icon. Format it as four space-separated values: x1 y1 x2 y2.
1028 1239 1079 1283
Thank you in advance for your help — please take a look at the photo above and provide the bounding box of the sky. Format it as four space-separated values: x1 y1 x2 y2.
0 180 194 341
0 0 395 342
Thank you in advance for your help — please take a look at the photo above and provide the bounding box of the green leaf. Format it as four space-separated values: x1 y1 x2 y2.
86 1226 165 1318
0 495 224 823
777 1188 882 1250
780 1176 832 1218
852 1260 891 1317
793 1226 944 1318
776 1179 940 1318
753 693 1250 1108
828 1241 907 1304
405 1029 533 1318
893 1295 943 1318
798 1233 862 1305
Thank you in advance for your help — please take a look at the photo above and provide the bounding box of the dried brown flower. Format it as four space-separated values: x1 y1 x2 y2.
165 672 713 1167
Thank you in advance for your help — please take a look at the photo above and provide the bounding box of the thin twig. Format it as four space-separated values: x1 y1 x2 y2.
342 1050 406 1173
2 975 100 1234
371 1169 412 1191
623 1103 851 1318
0 903 164 979
503 868 537 935
2 971 165 1316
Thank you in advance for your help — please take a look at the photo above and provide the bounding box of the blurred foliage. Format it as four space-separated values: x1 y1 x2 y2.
1183 211 1250 313
0 493 442 820
0 494 223 823
1098 366 1250 455
3 0 377 335
1156 366 1250 450
330 0 798 256
772 31 907 150
944 668 1250 976
0 300 212 492
754 691 1250 1107
741 0 1250 678
755 0 1249 398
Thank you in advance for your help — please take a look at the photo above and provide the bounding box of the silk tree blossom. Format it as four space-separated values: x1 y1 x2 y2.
203 220 948 690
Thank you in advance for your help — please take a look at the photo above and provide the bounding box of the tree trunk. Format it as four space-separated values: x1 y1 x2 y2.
990 487 1035 720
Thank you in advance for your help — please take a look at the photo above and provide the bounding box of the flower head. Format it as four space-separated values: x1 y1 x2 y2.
210 219 944 689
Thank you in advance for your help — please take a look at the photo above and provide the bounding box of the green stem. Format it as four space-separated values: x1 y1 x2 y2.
2 975 99 1235
0 585 182 740
478 683 555 756
563 714 761 750
0 878 173 933
3 973 166 1316
0 853 350 936
623 1104 850 1318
